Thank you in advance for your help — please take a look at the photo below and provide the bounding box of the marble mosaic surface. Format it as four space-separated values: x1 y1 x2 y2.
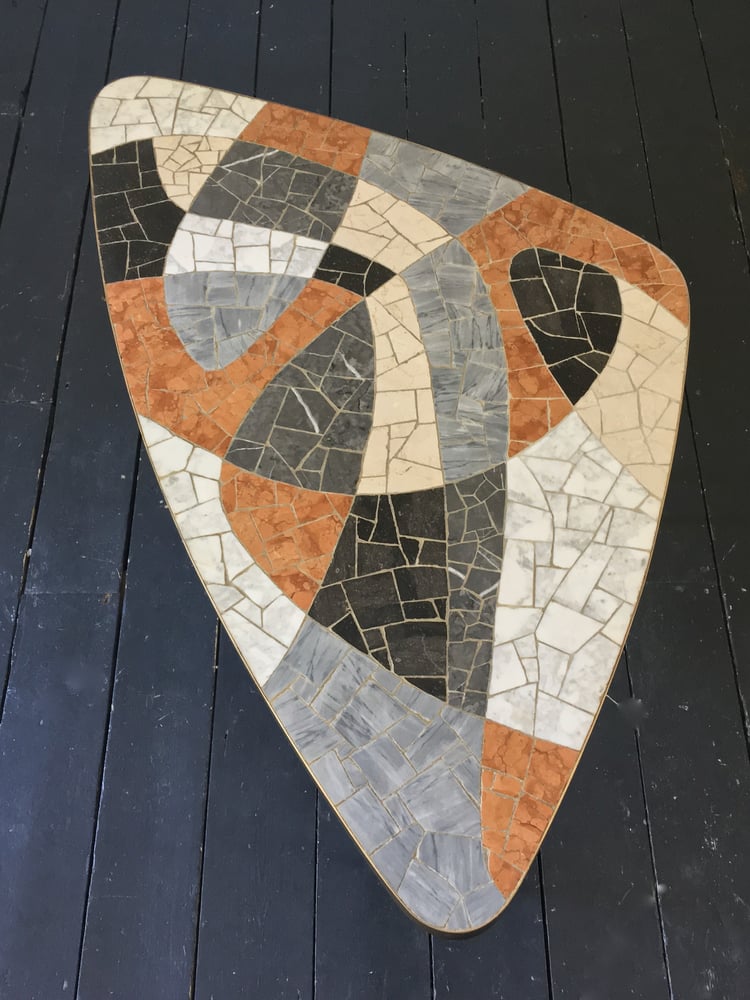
90 77 690 933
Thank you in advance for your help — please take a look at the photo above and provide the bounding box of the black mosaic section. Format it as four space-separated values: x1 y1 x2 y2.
445 466 506 715
313 244 395 296
190 140 357 242
510 247 622 403
92 140 185 282
309 488 450 699
226 301 375 494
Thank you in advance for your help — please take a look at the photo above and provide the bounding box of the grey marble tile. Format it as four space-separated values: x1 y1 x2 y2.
339 786 399 853
352 734 416 796
371 825 422 890
164 272 306 370
418 832 489 895
311 751 355 805
360 131 527 236
273 689 342 762
400 763 479 837
398 858 461 929
464 881 506 926
191 140 357 241
333 680 405 745
403 241 508 483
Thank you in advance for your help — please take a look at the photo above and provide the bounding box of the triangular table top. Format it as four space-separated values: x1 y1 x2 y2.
90 77 689 933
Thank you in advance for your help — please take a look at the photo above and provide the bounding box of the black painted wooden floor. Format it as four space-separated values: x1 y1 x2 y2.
1 1 749 997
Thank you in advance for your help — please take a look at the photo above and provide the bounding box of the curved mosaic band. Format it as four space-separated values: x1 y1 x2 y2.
90 77 689 933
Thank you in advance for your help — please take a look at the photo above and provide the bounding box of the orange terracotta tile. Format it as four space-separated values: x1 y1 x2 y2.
221 464 352 611
461 187 689 456
524 740 579 807
487 855 524 898
106 278 359 460
481 722 583 898
482 719 533 779
239 102 371 175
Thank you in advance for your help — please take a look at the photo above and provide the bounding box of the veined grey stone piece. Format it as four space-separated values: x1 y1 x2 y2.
339 786 399 853
399 859 462 928
311 751 355 805
360 131 527 236
164 271 306 369
400 764 480 837
371 825 422 890
403 241 509 483
262 616 495 929
464 881 506 926
191 140 358 241
226 300 375 494
352 734 417 796
418 832 488 895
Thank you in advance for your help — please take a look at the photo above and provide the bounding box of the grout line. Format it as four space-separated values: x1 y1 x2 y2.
311 790 320 1000
428 930 436 1000
253 0 264 97
684 397 750 761
180 0 193 80
623 649 676 1000
619 5 662 246
189 621 221 1000
0 188 91 726
72 436 141 999
328 0 335 117
0 0 51 228
688 0 750 276
537 853 556 1000
471 0 486 130
403 30 409 141
544 0 572 202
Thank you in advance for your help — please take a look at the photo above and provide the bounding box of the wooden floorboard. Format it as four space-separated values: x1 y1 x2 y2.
0 0 748 996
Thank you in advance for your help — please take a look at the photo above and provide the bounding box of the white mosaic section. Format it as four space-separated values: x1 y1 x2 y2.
575 281 688 498
360 276 444 494
334 180 451 272
165 213 327 277
489 412 660 749
153 135 234 210
140 416 305 683
90 76 265 155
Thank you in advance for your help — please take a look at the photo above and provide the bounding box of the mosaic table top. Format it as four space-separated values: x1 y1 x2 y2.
89 77 689 934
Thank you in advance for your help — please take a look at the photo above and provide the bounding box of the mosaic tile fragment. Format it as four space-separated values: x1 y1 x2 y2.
225 300 375 493
263 617 504 929
361 131 527 235
107 276 359 456
333 179 452 271
90 77 265 154
490 412 658 748
574 280 688 496
403 241 508 481
313 244 395 296
361 277 444 494
510 247 622 403
153 134 234 210
92 140 184 282
190 140 358 242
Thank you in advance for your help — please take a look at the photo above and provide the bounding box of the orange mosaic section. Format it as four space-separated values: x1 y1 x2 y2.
221 464 352 611
480 718 579 898
461 187 689 456
239 102 371 175
106 277 360 457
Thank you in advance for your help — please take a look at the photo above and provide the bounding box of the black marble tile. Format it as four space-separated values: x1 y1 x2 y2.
226 301 375 493
510 246 622 403
92 140 184 283
191 141 357 242
313 244 395 296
